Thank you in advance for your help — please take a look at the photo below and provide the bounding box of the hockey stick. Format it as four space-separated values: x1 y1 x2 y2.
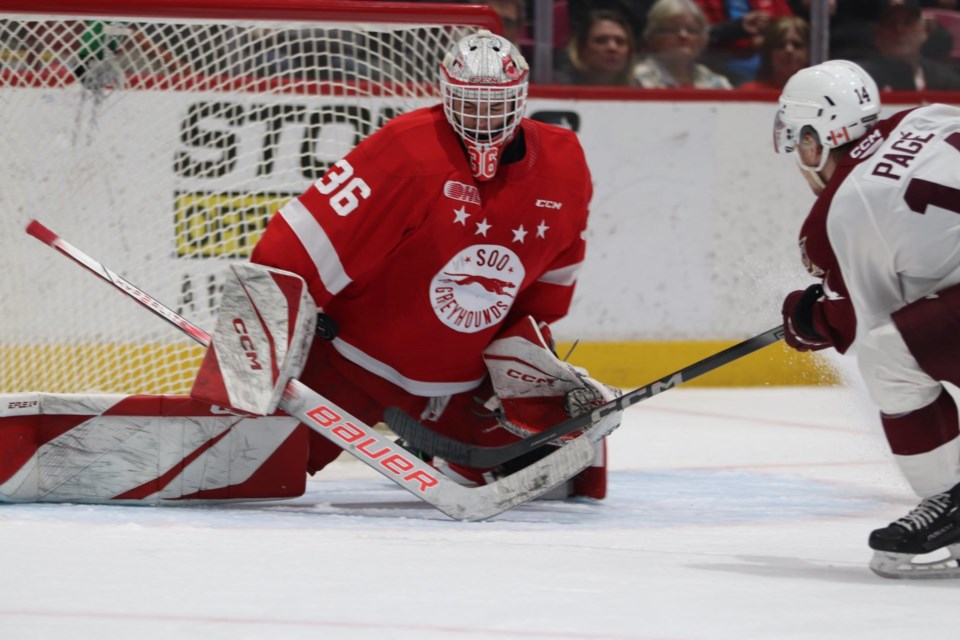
386 325 786 468
25 219 601 521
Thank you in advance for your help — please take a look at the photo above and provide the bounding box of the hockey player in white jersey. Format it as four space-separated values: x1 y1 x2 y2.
774 60 960 579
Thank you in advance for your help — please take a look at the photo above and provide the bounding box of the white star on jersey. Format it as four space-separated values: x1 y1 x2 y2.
512 225 528 244
452 206 470 225
536 220 549 238
475 219 492 237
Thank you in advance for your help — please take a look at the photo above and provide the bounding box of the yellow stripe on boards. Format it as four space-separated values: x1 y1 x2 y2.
1 340 840 395
0 344 204 395
556 340 840 389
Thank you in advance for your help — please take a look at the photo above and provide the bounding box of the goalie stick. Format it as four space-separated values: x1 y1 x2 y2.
386 325 786 468
25 219 603 522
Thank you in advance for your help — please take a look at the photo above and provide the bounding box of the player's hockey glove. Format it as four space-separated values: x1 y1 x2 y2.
781 284 833 352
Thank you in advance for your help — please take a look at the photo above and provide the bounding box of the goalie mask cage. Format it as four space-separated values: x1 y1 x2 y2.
0 0 498 394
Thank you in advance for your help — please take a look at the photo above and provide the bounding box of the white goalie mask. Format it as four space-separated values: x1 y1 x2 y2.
440 29 529 181
774 60 880 173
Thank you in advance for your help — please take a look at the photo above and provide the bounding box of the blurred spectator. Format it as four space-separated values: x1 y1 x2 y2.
481 0 525 46
634 0 733 88
739 15 809 89
694 0 794 84
919 10 957 62
568 1 656 46
787 0 881 60
554 8 638 85
859 0 960 90
232 27 401 82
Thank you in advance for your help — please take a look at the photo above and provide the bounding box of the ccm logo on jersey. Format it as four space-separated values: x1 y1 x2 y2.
232 319 263 371
535 199 563 209
849 129 883 159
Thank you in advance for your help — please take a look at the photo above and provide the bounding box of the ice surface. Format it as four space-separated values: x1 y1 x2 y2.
2 387 956 640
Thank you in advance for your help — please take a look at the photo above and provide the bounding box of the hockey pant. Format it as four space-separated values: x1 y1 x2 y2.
857 282 960 497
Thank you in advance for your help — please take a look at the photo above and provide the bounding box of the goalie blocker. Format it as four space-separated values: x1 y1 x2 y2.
191 263 316 416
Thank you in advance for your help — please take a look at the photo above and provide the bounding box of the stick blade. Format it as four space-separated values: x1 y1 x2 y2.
385 407 483 466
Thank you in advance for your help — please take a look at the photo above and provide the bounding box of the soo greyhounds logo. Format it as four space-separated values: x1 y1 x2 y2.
437 273 517 297
430 244 525 333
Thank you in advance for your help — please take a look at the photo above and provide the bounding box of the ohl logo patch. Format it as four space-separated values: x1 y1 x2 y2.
430 244 525 333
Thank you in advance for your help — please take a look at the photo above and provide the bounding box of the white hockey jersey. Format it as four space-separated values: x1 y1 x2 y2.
798 104 960 353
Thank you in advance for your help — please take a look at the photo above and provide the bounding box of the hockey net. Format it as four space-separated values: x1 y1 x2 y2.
0 0 497 394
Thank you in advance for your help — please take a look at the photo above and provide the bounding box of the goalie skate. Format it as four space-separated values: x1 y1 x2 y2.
868 483 960 579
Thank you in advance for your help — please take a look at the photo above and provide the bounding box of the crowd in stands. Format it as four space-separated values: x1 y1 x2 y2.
4 0 960 93
489 0 960 90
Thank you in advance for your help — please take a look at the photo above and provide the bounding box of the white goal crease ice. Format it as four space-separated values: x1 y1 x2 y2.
0 0 498 395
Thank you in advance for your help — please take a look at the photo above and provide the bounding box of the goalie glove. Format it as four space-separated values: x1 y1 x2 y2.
482 316 621 441
565 383 613 418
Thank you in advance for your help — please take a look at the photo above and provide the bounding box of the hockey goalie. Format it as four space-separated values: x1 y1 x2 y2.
1 30 622 507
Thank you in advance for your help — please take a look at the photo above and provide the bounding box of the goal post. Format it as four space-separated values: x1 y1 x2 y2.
0 0 500 394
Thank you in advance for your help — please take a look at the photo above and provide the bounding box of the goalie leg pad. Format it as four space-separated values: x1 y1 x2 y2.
0 393 306 503
572 439 607 499
191 263 317 416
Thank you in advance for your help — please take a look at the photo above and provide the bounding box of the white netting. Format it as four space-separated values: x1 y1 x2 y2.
0 4 492 394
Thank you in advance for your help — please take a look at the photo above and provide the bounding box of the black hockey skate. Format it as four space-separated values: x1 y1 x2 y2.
868 482 960 579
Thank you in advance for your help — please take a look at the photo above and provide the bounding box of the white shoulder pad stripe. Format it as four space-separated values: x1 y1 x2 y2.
538 261 582 286
280 198 352 296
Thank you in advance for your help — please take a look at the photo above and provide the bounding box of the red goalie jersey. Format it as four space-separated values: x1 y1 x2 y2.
252 105 592 397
